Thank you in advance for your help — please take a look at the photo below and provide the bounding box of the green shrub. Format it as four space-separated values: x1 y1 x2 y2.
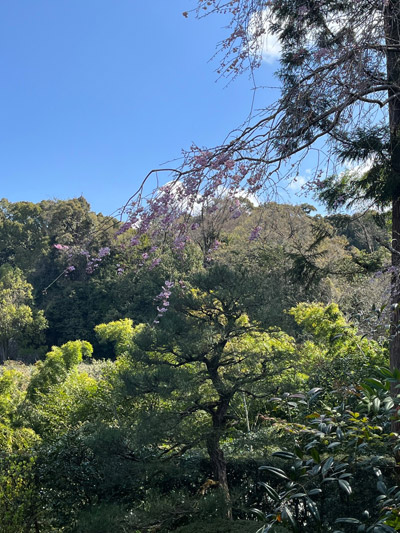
73 504 127 533
172 518 262 533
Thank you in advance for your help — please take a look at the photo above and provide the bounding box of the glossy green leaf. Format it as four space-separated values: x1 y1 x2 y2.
259 466 289 480
258 482 280 502
338 479 352 495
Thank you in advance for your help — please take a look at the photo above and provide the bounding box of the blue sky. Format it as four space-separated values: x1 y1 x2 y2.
0 1 307 216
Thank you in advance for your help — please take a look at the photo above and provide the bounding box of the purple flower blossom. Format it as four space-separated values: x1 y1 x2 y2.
208 204 219 214
86 261 99 274
153 280 175 322
239 164 248 176
155 290 171 300
211 240 222 251
173 235 188 251
249 226 262 241
115 222 132 235
194 151 212 167
65 265 76 273
312 179 325 189
149 257 162 270
98 247 110 258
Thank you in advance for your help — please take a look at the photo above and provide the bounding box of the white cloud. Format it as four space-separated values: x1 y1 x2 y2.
260 34 281 63
249 9 281 63
288 175 307 191
344 158 374 177
232 188 260 206
154 181 260 219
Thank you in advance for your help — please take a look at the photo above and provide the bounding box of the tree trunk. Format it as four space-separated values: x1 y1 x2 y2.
204 356 233 518
385 2 400 374
206 429 232 520
391 198 400 372
0 338 7 363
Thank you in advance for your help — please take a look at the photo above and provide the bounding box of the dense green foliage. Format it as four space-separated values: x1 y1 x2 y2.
0 197 391 360
0 195 398 531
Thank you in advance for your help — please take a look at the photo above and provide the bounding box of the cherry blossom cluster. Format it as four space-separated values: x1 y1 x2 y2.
53 244 77 277
205 239 222 263
85 246 111 274
54 244 70 251
117 144 263 256
53 243 114 276
249 225 262 241
153 280 174 324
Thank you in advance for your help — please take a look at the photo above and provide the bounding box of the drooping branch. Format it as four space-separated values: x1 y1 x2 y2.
115 1 400 272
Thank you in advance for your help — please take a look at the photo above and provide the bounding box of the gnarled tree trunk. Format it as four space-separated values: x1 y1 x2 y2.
206 402 232 520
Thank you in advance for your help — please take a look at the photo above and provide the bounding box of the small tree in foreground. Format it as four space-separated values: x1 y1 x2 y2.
96 278 296 519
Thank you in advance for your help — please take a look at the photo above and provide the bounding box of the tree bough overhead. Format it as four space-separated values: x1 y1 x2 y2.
116 1 400 371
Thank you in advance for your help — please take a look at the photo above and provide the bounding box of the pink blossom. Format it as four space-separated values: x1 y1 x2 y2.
149 257 162 270
249 226 262 241
98 247 110 258
115 222 132 235
173 236 188 250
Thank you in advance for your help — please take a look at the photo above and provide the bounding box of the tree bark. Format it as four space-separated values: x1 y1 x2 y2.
385 2 400 374
203 352 233 518
391 199 400 372
206 427 232 520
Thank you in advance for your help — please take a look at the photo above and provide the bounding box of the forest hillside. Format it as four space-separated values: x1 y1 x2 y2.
0 196 399 532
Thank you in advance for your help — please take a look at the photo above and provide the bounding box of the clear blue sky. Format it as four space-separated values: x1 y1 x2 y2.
0 1 306 216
